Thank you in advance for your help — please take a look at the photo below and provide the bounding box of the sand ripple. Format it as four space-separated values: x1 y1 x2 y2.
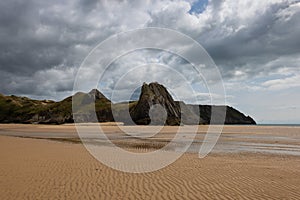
1 136 300 199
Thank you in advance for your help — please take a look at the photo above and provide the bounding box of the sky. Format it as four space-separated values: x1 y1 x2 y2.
0 0 300 124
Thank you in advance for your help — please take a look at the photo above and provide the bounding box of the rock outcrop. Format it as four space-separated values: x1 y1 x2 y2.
129 82 255 125
130 82 182 125
187 105 256 125
0 82 256 125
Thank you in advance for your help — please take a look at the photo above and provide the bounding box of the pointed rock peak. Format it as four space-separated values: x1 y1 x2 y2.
140 82 175 101
88 89 108 100
142 82 163 87
149 82 161 86
88 88 100 94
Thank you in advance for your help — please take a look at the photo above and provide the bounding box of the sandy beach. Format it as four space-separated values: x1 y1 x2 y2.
1 124 300 199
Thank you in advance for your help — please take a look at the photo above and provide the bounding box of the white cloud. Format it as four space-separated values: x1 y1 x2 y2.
262 74 300 90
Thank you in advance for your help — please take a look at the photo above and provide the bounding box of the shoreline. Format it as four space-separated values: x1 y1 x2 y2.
1 124 300 156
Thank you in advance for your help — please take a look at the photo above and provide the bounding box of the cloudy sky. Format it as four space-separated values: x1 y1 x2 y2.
1 0 300 124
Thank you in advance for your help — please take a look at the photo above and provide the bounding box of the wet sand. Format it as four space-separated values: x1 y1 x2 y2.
0 124 300 199
1 124 300 155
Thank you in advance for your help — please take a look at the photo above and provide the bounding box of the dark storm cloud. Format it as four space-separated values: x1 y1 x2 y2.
0 0 69 74
0 0 105 97
0 0 114 75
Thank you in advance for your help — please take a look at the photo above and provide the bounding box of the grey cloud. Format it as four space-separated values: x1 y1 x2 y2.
199 0 300 79
0 0 299 104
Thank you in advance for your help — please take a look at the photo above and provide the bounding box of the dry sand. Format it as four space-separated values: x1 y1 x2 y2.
0 124 300 199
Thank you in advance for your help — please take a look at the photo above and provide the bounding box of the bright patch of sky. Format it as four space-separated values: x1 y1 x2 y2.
189 0 208 14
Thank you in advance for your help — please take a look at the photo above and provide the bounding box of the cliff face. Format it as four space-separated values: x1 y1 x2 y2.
129 82 256 125
187 105 256 125
130 82 181 125
0 82 256 125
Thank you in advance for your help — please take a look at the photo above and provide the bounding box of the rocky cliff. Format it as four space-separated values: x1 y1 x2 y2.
129 82 255 125
0 82 256 125
130 82 182 125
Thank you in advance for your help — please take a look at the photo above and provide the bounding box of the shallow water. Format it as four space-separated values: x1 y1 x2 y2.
1 125 300 156
187 141 300 156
